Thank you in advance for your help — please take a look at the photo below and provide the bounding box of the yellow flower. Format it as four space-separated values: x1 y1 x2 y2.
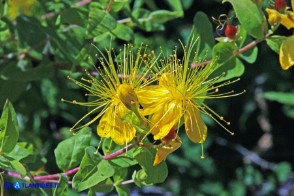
62 44 158 145
280 35 294 70
136 39 240 145
7 0 38 20
265 0 294 29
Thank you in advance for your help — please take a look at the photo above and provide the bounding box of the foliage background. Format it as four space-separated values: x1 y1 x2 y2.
1 0 294 195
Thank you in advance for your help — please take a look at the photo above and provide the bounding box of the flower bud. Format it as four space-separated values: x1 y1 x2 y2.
163 127 176 141
225 23 238 40
117 83 139 110
275 0 287 13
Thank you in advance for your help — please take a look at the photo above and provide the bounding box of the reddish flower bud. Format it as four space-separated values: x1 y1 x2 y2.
225 23 238 40
275 0 287 12
163 127 176 141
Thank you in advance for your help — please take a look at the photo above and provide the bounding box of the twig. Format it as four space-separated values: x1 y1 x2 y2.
103 144 134 160
5 144 133 183
193 38 264 67
106 0 114 13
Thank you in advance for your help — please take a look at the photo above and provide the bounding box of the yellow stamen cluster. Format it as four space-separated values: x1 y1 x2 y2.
61 44 158 145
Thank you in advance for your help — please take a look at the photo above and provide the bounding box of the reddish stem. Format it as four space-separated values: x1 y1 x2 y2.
103 144 133 160
6 144 133 182
192 38 264 67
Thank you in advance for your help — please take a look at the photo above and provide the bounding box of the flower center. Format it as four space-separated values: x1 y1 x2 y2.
170 83 186 101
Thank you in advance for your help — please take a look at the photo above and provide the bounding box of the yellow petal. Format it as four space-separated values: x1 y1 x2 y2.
266 8 282 26
97 104 136 145
280 14 294 29
97 107 113 139
184 103 207 143
136 85 170 116
159 72 176 87
280 35 294 70
153 136 182 166
265 8 294 29
292 0 294 11
7 0 37 20
150 101 182 140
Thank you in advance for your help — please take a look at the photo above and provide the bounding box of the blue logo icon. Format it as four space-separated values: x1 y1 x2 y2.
13 182 21 190
4 182 13 190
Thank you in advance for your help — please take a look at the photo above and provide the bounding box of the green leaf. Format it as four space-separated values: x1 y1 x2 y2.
181 0 194 10
88 178 114 195
218 58 245 82
54 127 92 171
211 42 241 80
282 105 294 119
6 142 34 162
264 92 294 105
115 185 130 196
131 9 164 32
109 0 129 12
75 44 97 68
102 139 137 167
0 100 19 153
149 10 182 23
239 46 258 63
165 0 184 14
53 174 68 196
61 8 87 27
72 147 115 191
235 26 248 47
0 155 12 169
16 16 47 49
222 0 265 39
112 23 133 41
1 63 54 82
266 36 285 54
86 9 117 38
134 148 168 184
0 80 27 107
10 160 26 177
274 162 292 183
113 167 128 183
189 11 215 55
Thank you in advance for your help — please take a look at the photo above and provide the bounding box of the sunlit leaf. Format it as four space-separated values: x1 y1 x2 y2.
0 100 19 153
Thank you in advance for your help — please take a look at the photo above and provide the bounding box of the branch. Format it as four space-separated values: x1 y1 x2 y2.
5 144 133 183
193 38 265 67
103 144 134 160
106 0 114 13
